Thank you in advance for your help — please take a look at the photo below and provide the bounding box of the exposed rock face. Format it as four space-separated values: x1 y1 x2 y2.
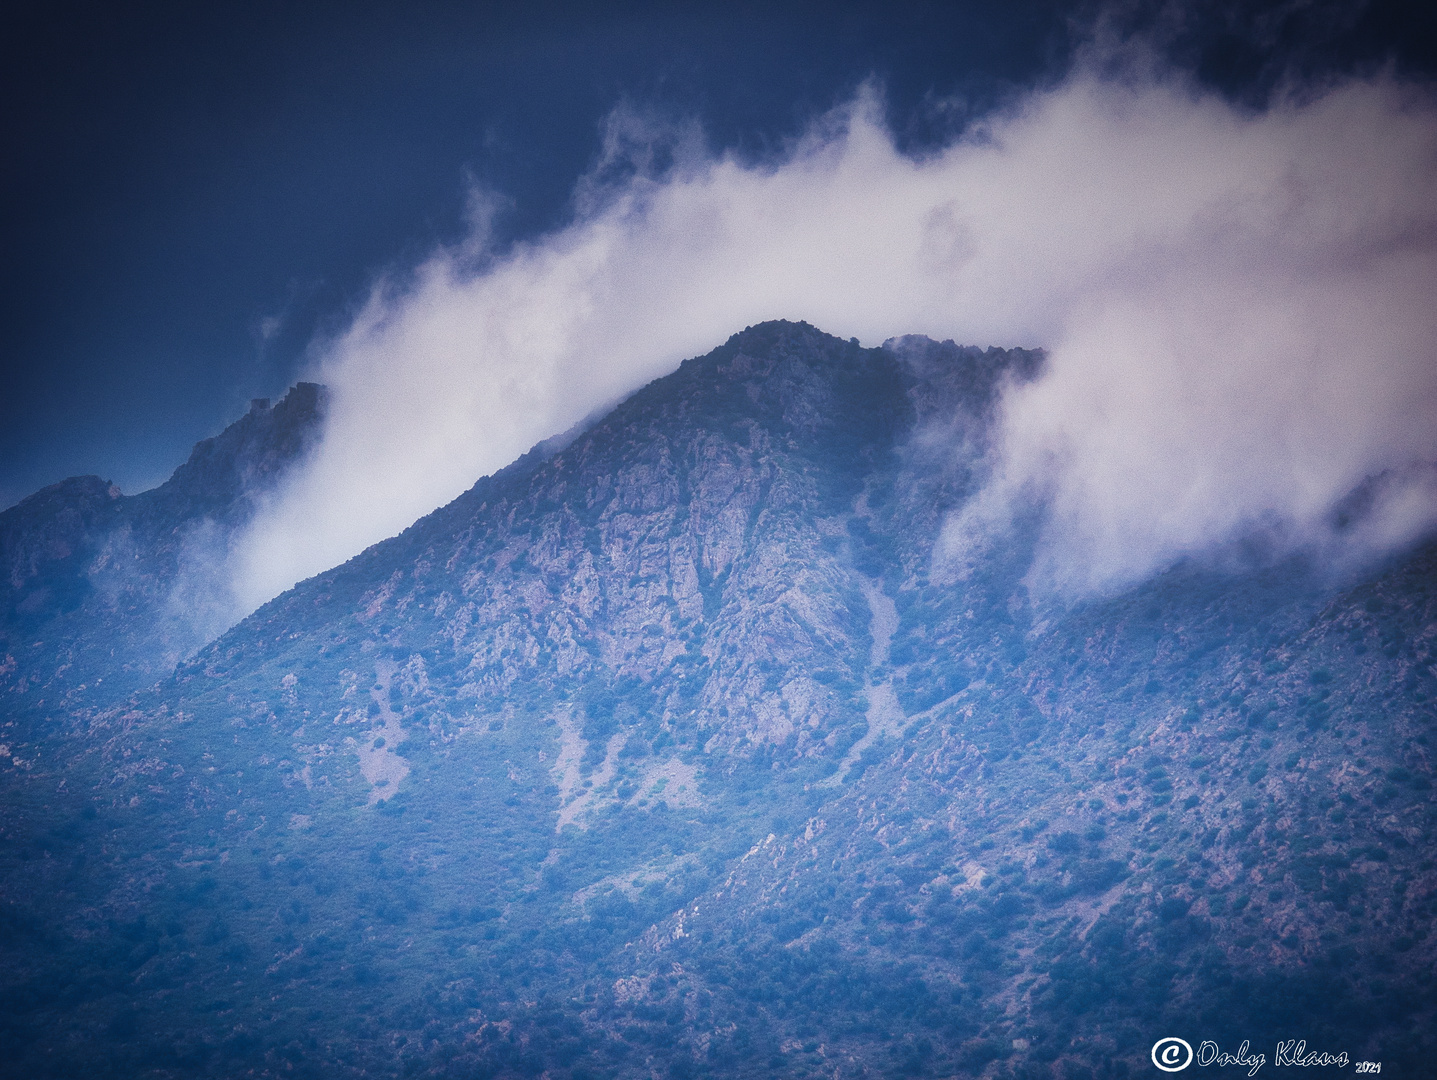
0 324 1432 1079
0 382 326 702
229 323 1036 761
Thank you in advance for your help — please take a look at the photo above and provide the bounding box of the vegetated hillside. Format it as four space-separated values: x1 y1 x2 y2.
0 383 326 705
0 322 1432 1080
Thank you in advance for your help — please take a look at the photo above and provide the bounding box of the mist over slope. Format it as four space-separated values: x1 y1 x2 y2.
230 61 1437 611
2 323 1433 1079
0 384 326 704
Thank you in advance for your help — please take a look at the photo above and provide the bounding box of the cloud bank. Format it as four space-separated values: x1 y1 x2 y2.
233 58 1437 611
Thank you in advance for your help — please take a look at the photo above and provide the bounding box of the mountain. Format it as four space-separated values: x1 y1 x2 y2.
0 383 327 706
0 323 1432 1079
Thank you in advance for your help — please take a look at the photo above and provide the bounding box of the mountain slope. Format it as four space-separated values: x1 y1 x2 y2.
0 383 326 706
0 323 1432 1079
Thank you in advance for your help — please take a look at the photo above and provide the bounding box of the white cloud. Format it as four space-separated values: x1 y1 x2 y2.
232 61 1437 612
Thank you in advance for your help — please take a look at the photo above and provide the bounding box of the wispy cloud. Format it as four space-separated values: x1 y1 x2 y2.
231 53 1437 611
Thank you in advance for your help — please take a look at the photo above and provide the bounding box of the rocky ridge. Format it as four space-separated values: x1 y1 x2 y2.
0 382 326 704
0 324 1432 1079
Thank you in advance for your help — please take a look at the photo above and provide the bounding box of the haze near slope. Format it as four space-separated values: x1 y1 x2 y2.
0 385 325 704
236 60 1437 611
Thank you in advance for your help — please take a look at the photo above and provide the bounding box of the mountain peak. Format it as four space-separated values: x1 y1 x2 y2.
0 382 328 701
1 326 1434 1079
148 381 327 518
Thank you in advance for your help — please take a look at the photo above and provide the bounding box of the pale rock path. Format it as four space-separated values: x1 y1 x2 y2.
355 660 410 804
860 577 898 669
555 719 627 830
551 708 584 808
632 757 701 810
552 711 703 830
826 577 906 784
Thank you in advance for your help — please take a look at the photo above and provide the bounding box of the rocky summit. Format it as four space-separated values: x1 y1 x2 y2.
0 322 1433 1079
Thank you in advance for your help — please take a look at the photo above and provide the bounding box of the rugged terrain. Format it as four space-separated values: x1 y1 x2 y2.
0 323 1433 1079
0 383 326 705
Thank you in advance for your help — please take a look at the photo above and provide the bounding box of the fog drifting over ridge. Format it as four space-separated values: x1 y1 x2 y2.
232 58 1437 612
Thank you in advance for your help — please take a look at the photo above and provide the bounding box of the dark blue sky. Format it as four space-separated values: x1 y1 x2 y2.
3 0 1433 508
